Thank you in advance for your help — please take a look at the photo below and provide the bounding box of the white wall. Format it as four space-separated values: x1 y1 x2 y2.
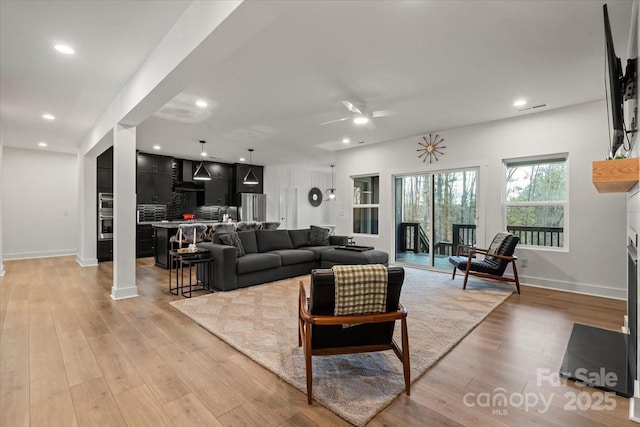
264 165 332 229
2 147 79 260
332 101 628 299
0 144 4 275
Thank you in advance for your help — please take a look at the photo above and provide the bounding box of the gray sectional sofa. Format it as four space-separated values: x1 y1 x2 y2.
196 228 349 291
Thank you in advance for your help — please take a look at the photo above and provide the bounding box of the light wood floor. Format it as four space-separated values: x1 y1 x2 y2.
1 255 636 426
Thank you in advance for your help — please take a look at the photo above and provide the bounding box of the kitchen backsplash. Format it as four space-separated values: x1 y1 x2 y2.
138 203 230 222
193 205 221 221
137 204 167 222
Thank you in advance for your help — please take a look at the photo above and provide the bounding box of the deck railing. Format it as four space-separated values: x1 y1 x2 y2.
398 222 430 253
434 223 476 256
432 223 563 256
506 226 563 247
400 222 564 256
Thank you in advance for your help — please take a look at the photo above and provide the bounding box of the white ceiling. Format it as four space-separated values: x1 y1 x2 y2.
1 1 634 167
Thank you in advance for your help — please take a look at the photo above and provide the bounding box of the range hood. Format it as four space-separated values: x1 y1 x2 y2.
173 160 205 192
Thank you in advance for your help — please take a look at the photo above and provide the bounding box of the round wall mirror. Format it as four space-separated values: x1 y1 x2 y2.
308 187 323 207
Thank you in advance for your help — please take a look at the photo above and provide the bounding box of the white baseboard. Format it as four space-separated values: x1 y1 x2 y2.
76 255 98 267
111 285 138 300
517 274 626 300
631 381 640 423
4 249 77 260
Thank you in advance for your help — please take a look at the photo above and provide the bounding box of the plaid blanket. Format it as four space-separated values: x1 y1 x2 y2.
332 264 388 320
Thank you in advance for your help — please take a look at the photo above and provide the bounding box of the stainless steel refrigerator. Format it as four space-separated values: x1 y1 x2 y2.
239 193 267 222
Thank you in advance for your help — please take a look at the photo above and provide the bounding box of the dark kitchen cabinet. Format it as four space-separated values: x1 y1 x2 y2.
97 147 113 193
204 162 233 205
137 152 173 175
234 163 264 194
97 147 114 263
136 224 155 258
97 146 113 169
137 153 173 204
97 240 113 262
154 226 177 269
97 168 113 193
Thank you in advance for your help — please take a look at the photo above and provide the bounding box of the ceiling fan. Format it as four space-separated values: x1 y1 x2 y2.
320 100 392 129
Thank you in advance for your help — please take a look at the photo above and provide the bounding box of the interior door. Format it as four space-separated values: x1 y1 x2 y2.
279 186 298 229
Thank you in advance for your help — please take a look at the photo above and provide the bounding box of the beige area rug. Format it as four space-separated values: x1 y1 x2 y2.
170 267 514 426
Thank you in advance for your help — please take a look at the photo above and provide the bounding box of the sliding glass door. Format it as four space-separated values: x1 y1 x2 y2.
395 168 478 269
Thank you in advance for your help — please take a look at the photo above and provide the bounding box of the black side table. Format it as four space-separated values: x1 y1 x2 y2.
169 249 213 298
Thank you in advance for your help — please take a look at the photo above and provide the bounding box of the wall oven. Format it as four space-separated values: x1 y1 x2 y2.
98 192 114 210
98 193 113 241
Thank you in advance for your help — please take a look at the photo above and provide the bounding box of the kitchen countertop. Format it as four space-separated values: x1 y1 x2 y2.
149 220 231 228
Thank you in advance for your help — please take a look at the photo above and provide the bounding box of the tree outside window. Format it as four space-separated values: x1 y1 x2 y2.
505 156 567 248
353 175 379 235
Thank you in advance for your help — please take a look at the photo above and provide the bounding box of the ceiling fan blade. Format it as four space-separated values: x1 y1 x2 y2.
341 100 362 114
371 109 392 118
320 117 350 126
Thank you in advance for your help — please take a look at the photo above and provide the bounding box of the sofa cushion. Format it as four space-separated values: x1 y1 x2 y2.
236 253 282 275
309 225 330 246
237 230 258 254
256 230 294 252
269 249 315 266
289 229 311 248
219 232 245 257
303 245 336 260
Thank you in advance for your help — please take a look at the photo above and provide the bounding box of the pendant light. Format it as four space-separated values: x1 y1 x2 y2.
193 140 211 181
243 149 259 185
325 164 336 201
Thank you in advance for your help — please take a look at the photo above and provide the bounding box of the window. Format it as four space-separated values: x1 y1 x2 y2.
353 175 379 235
504 156 567 248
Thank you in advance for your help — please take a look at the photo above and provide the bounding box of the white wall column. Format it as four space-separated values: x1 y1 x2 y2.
111 124 137 300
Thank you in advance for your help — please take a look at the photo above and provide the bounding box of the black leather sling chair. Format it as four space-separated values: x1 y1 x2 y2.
298 266 410 404
449 233 521 294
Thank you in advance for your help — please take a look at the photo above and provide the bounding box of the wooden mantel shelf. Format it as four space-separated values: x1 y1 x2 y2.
592 157 640 193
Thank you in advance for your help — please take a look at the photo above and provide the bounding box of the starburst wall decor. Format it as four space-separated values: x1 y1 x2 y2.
417 133 446 163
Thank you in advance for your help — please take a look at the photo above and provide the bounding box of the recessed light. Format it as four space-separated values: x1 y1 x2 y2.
353 116 369 125
196 100 208 108
342 138 350 144
38 142 48 147
54 44 75 55
153 145 161 150
513 99 527 107
42 113 55 120
239 157 246 162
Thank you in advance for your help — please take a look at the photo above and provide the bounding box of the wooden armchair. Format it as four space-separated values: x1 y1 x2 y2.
298 266 410 404
449 232 521 293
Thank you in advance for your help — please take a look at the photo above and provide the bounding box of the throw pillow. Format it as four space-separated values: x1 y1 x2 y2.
486 232 510 261
487 232 510 254
219 232 245 257
309 225 330 246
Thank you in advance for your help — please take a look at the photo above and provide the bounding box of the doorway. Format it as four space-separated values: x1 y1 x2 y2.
394 168 478 269
279 186 299 230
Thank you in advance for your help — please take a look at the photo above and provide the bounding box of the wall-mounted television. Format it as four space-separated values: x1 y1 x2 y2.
603 4 625 159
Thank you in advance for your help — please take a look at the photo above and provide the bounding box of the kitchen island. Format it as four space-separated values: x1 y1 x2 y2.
151 221 222 269
151 221 271 269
